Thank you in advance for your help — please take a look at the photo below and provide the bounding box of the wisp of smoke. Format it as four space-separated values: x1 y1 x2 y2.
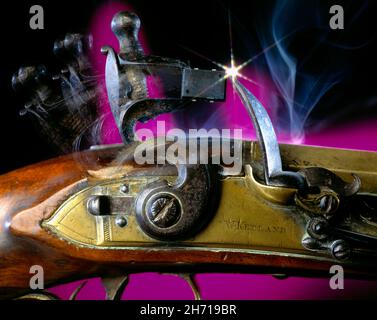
256 0 370 141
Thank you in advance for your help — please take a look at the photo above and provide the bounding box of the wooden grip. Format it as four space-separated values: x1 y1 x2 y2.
0 153 89 298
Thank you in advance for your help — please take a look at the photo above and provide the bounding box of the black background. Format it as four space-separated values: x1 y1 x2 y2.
0 0 376 173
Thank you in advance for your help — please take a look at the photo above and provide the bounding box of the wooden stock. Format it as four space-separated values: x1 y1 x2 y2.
0 148 373 299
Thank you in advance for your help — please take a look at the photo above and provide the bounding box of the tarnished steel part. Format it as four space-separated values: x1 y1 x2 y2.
181 68 226 100
234 80 281 179
176 274 201 300
148 196 181 228
306 217 330 240
293 167 352 217
13 65 92 152
119 98 188 143
69 281 88 300
332 194 377 242
102 11 148 142
102 46 123 125
87 195 134 216
135 164 218 241
54 33 93 72
296 190 340 216
12 33 98 153
12 65 50 100
102 11 226 144
301 236 352 261
294 165 377 260
111 11 148 102
298 167 361 197
101 275 129 300
111 11 144 60
234 80 304 189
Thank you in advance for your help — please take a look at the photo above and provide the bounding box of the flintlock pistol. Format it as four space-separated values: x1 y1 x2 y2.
2 11 377 300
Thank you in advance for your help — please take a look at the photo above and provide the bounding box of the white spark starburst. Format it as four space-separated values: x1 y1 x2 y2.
179 11 294 98
224 60 241 81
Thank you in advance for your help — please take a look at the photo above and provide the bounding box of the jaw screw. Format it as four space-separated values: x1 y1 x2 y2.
331 240 351 261
147 195 181 228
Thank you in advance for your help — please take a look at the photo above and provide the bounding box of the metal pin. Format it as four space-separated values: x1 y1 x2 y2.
120 184 129 193
115 216 128 228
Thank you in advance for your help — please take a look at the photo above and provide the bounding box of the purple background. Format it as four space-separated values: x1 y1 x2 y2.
49 1 377 299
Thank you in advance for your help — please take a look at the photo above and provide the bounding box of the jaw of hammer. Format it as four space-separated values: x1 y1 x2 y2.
102 11 226 143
